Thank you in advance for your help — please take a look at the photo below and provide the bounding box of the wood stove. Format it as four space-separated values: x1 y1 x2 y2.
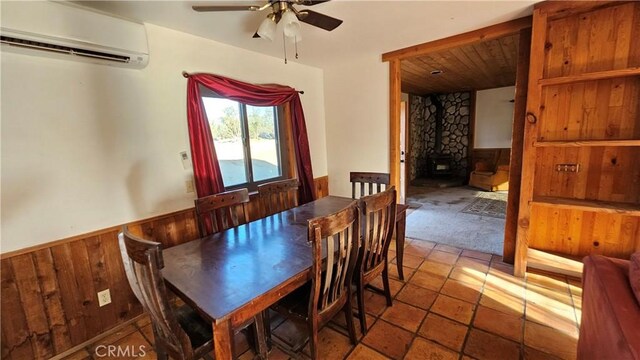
428 154 453 176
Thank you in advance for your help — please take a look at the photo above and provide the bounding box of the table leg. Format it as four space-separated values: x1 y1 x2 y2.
213 318 234 360
395 211 407 280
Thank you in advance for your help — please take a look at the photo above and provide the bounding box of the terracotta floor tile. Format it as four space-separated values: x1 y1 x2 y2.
369 276 405 297
480 288 525 317
526 282 573 306
135 315 151 328
395 283 438 310
417 260 453 277
525 302 578 337
484 271 525 297
440 279 482 304
273 318 309 349
524 321 577 360
404 243 432 258
360 290 390 316
407 239 436 250
380 301 427 332
526 271 569 294
404 337 459 360
139 324 154 346
449 266 486 286
408 270 447 291
88 324 139 354
391 253 424 269
301 326 354 360
362 320 413 360
346 344 390 360
490 260 515 274
456 256 490 273
524 346 563 360
461 249 493 261
418 313 468 352
265 346 291 360
463 328 520 360
427 250 459 265
433 243 463 255
106 331 152 360
388 265 416 281
430 294 475 324
330 309 375 340
61 349 91 360
473 305 523 342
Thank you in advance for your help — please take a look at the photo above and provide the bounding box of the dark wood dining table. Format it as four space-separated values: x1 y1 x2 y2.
162 196 408 359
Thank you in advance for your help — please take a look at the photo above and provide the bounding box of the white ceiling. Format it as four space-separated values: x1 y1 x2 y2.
76 0 538 68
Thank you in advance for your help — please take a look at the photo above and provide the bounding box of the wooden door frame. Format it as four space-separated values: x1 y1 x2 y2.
383 16 532 259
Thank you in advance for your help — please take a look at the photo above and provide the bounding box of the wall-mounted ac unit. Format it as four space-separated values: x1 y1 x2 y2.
1 1 149 69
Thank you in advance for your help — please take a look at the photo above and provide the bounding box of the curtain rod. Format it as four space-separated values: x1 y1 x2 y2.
182 71 304 94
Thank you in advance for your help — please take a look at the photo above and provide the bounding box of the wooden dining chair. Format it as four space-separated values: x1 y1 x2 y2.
257 179 299 217
270 202 360 359
354 187 397 334
195 188 250 237
350 172 390 199
118 227 267 360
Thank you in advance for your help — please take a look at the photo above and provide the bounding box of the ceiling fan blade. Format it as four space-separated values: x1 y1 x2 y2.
298 9 342 31
192 5 261 12
299 0 331 6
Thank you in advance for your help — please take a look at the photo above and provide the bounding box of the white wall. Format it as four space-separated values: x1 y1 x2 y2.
1 23 327 253
324 54 389 197
474 86 515 149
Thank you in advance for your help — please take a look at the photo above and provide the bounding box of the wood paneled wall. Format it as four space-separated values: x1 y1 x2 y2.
1 176 329 360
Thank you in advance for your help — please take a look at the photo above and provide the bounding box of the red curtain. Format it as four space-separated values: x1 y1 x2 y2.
186 73 316 203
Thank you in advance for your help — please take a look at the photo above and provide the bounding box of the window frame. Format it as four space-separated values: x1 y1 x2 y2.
200 86 292 192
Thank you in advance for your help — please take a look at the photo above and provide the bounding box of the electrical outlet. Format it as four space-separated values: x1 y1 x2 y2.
97 289 111 307
556 163 580 173
185 180 195 193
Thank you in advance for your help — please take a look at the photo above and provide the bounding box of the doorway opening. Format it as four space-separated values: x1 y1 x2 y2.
386 18 532 259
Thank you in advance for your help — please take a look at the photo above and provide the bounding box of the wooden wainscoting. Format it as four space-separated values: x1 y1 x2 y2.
0 176 329 360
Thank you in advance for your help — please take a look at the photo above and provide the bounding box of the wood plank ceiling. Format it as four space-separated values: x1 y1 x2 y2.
401 33 519 95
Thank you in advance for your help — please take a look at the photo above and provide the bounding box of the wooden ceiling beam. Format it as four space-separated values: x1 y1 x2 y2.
382 15 532 62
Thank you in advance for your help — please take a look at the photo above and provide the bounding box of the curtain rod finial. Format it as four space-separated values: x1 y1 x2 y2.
298 90 304 94
182 71 190 78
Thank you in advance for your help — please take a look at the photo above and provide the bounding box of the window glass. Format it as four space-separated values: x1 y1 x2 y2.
246 105 281 182
202 97 248 187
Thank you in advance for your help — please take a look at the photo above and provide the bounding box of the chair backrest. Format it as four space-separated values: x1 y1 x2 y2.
258 179 299 217
195 188 250 237
118 227 194 360
308 202 360 323
358 187 397 276
350 172 390 199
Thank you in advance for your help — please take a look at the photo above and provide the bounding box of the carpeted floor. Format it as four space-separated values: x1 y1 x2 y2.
405 186 507 255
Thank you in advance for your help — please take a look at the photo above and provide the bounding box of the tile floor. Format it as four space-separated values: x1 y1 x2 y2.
64 238 582 360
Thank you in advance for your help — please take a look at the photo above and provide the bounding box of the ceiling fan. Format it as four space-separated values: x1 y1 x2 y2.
192 0 343 41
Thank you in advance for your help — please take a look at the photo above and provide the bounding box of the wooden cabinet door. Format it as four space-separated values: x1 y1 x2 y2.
514 1 640 277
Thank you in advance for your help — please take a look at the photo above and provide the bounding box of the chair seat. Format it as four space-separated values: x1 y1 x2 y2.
174 304 213 350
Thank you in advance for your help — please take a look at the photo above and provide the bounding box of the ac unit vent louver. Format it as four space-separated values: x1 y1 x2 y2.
1 2 149 69
1 35 131 63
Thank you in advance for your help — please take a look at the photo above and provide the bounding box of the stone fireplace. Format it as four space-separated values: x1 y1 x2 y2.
409 92 471 181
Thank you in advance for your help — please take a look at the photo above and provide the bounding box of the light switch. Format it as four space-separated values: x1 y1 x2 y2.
180 151 192 170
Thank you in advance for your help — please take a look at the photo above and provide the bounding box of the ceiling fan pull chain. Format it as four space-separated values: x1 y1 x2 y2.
283 32 288 64
295 36 299 59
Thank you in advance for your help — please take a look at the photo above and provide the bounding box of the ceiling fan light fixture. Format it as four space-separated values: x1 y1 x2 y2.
257 14 277 41
281 9 301 38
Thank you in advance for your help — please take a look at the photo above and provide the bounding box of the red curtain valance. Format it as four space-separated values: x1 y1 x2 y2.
185 73 315 204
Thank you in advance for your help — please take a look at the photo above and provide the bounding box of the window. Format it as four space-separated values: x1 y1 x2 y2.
201 88 290 191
